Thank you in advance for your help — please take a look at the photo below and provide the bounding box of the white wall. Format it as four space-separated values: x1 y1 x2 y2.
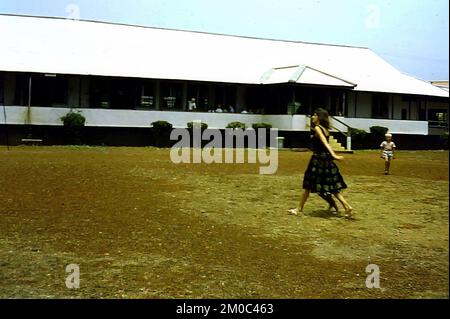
332 117 428 135
263 115 295 130
0 106 263 129
0 106 428 135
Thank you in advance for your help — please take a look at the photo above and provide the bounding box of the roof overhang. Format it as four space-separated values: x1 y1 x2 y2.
260 65 357 88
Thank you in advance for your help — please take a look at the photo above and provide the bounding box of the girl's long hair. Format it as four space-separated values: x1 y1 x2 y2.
313 108 331 129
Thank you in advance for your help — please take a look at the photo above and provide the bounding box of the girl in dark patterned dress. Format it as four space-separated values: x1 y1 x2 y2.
289 108 354 218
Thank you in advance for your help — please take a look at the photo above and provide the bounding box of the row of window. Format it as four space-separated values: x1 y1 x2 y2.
0 73 447 122
371 93 448 122
10 74 226 111
2 73 348 115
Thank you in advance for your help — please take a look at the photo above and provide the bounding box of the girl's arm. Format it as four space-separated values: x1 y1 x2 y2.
315 126 343 161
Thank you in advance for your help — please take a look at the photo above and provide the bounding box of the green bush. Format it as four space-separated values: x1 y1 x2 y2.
252 123 273 130
151 121 173 132
441 131 449 150
151 121 173 147
349 127 367 149
369 126 389 148
226 122 247 130
60 111 86 145
61 111 86 127
187 122 208 130
349 128 367 138
370 126 389 136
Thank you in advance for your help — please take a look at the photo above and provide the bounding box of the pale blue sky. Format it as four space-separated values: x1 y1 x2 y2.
1 0 448 80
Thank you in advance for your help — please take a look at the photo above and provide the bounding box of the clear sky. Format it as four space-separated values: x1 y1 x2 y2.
1 0 448 81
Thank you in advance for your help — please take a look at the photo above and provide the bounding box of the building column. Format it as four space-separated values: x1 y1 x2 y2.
236 85 246 112
182 82 188 111
342 91 347 116
155 80 161 110
209 84 215 110
390 94 394 119
4 73 16 105
408 99 411 120
68 75 80 108
326 90 331 111
79 76 91 108
308 91 312 115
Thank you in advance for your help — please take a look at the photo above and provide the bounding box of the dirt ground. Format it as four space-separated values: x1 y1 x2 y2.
0 146 448 299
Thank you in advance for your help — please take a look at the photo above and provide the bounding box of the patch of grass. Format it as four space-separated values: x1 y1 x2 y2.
0 148 447 298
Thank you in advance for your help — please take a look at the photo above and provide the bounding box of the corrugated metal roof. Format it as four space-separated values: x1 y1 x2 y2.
0 14 448 98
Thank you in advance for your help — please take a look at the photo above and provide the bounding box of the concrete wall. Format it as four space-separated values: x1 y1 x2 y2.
1 106 428 135
332 117 428 135
0 106 263 129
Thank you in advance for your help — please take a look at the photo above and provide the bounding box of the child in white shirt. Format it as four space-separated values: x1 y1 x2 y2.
380 133 396 175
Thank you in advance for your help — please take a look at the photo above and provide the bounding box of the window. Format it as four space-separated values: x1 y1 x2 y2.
372 94 389 118
214 85 236 109
140 80 156 109
31 74 68 107
90 76 111 108
187 83 210 111
418 101 426 121
89 77 139 109
14 73 30 106
329 91 344 116
401 108 407 120
311 89 328 111
428 109 448 127
109 78 139 109
278 85 293 115
293 87 313 115
160 82 183 110
246 85 270 113
0 73 4 105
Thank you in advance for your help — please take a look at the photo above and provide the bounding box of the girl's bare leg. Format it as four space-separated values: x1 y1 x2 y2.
289 189 310 215
298 189 310 212
334 193 353 217
319 193 339 213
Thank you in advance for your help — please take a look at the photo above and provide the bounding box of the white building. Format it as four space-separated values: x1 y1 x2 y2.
0 14 448 145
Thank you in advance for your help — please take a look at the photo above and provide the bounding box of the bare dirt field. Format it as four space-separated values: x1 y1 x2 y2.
0 146 448 299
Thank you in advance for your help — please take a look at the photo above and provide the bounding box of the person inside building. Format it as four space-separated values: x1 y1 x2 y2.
215 104 224 113
187 98 197 111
